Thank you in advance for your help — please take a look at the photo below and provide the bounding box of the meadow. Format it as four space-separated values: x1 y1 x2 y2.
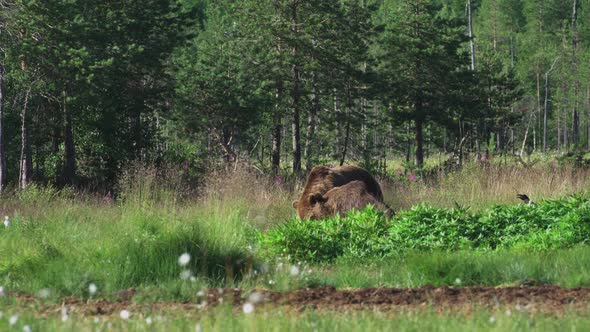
1 161 590 331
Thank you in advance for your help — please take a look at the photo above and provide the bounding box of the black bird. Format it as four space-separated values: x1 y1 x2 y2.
517 194 534 205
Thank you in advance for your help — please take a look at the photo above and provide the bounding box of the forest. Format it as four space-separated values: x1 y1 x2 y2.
2 2 590 331
0 0 589 189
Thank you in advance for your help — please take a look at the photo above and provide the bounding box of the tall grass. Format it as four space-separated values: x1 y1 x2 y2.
1 306 589 332
1 162 590 300
0 166 261 298
382 163 590 210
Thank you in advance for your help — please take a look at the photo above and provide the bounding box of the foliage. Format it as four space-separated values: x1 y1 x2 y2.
260 196 590 262
0 0 589 188
259 206 391 262
0 195 254 298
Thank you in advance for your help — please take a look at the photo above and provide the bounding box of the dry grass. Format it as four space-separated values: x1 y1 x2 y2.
382 163 590 210
4 161 588 227
188 161 590 223
200 165 296 228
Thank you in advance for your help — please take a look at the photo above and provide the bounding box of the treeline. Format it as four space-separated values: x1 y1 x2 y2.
0 0 588 191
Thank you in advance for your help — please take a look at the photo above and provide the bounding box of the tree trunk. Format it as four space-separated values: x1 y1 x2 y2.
510 29 515 67
361 98 367 150
510 128 514 155
63 89 77 185
543 73 549 152
290 1 301 174
587 87 590 150
543 57 559 152
492 0 498 52
405 121 411 163
304 75 320 171
0 64 6 192
557 107 561 153
19 88 33 189
415 118 424 167
467 0 476 70
535 67 541 151
333 90 342 158
339 89 352 166
271 81 283 175
571 0 580 148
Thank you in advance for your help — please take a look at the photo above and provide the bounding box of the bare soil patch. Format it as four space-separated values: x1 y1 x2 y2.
9 285 590 317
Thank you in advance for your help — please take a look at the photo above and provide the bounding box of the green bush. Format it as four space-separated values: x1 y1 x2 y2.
259 206 391 262
259 196 590 262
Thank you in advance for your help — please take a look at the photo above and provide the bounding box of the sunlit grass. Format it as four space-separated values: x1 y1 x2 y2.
0 305 589 332
0 162 590 302
383 162 590 210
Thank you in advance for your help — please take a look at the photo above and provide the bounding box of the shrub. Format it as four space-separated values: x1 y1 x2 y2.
259 206 391 262
259 196 590 262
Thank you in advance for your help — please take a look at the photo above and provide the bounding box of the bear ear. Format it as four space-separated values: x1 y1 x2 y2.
309 193 326 205
292 200 299 208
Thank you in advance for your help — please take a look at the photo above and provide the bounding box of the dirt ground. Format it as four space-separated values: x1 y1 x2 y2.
9 285 590 317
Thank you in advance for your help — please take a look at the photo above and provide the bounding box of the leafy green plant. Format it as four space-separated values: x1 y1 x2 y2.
259 196 590 262
259 206 391 262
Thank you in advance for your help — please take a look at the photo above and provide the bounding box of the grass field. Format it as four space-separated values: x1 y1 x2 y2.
1 162 590 330
1 306 589 332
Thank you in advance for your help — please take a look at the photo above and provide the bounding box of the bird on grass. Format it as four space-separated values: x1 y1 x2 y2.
516 194 535 205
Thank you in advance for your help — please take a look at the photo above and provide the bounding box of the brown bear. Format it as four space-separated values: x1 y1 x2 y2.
292 165 387 220
305 180 394 220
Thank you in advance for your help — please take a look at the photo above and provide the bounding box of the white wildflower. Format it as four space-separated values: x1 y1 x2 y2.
23 325 32 332
146 317 153 325
242 302 254 314
290 265 300 276
505 309 512 316
178 253 191 266
120 310 130 320
9 315 18 326
4 216 10 228
88 283 97 295
38 288 51 298
0 286 4 296
454 278 462 285
195 323 202 332
489 316 496 324
61 307 68 322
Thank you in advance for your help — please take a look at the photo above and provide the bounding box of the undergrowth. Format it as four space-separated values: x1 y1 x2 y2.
259 196 590 262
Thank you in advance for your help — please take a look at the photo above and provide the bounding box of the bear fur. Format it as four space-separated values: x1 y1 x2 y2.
305 180 394 220
292 165 388 220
